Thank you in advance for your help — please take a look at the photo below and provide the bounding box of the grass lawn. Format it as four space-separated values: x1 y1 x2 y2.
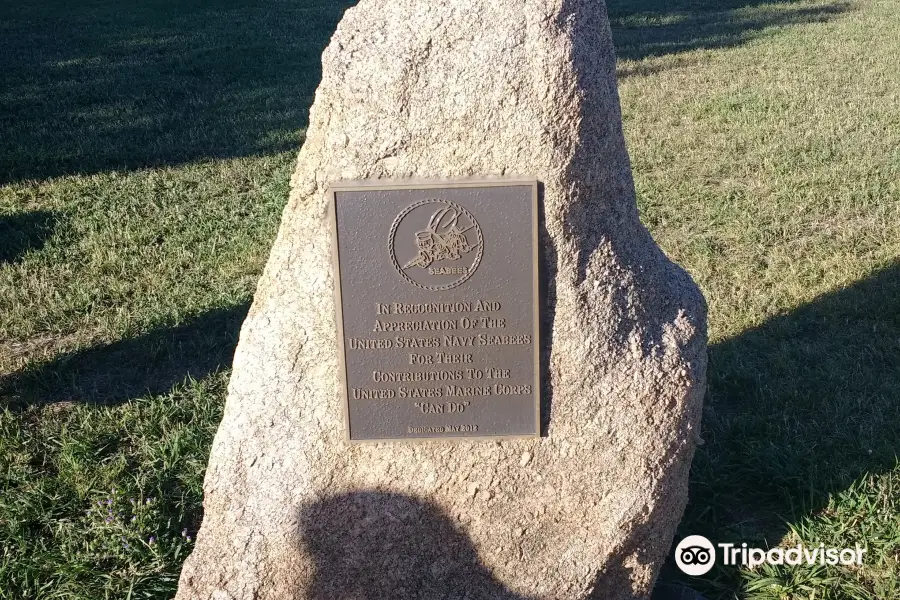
1 0 898 598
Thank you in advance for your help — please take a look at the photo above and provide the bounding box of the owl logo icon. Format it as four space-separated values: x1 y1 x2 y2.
675 536 716 576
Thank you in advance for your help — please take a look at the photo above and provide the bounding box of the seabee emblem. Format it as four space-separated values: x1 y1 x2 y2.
389 199 483 291
403 206 476 269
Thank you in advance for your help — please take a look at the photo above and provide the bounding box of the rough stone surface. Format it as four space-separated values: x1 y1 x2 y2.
176 1 708 599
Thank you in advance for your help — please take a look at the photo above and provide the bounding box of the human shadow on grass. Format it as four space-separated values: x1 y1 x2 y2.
658 262 900 596
606 0 851 77
0 303 248 409
0 0 357 185
0 210 57 264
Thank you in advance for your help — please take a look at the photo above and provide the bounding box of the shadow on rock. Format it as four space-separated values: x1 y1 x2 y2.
0 303 248 409
300 491 532 600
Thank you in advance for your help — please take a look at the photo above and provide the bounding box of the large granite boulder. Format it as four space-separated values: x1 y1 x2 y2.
176 0 707 599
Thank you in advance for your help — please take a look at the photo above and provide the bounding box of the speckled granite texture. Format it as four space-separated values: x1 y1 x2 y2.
176 1 708 598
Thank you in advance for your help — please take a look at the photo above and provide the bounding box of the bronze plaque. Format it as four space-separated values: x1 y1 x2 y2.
330 179 540 442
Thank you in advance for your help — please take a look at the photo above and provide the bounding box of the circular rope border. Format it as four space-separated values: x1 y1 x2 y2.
389 199 484 291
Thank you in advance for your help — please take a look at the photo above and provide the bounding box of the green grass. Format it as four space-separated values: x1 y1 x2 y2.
0 375 226 598
1 0 898 598
0 1 351 597
612 0 900 597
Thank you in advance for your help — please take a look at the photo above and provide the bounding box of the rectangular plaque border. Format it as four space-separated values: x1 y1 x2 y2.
329 177 541 443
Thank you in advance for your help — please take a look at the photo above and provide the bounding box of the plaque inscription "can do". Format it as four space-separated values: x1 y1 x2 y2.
329 179 540 441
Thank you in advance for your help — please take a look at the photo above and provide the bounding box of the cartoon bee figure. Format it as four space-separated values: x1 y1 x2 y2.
404 206 474 269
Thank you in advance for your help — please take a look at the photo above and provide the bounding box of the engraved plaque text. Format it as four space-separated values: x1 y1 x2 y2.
330 179 540 441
